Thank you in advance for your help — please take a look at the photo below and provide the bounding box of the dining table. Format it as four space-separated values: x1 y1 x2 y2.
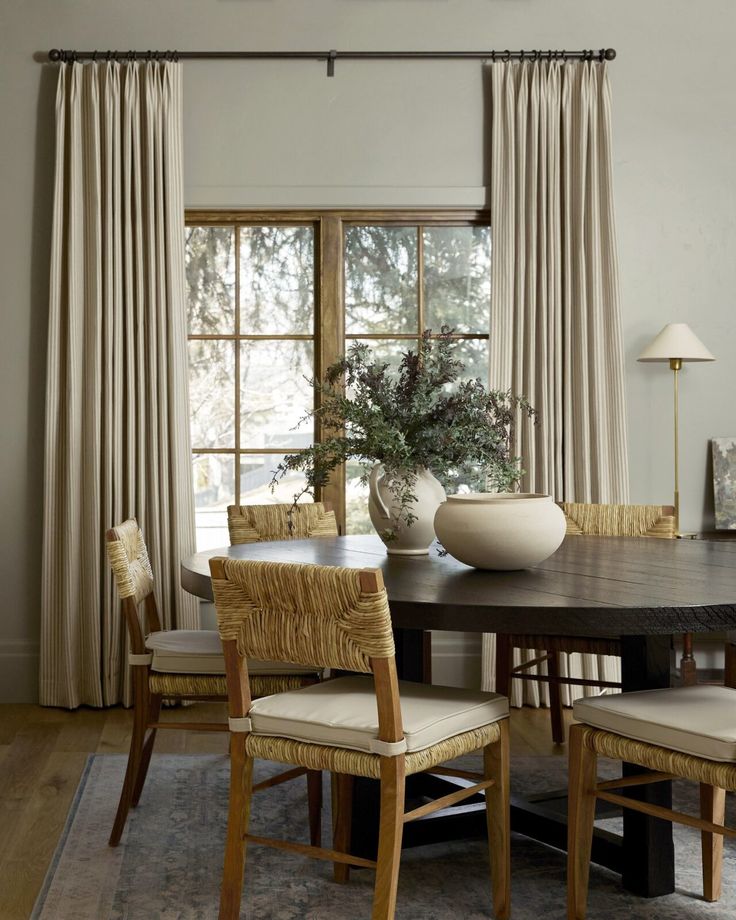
181 532 736 899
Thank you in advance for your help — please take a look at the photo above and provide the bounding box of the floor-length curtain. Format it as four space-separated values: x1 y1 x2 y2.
40 61 198 709
482 60 630 706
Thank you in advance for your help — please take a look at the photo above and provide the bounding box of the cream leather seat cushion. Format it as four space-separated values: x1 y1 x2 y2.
574 685 736 762
144 630 318 677
248 675 509 754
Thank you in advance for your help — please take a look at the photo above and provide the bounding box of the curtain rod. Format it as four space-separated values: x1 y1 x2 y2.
47 48 616 78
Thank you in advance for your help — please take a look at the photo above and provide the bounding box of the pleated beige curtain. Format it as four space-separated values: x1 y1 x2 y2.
481 60 630 707
40 61 198 709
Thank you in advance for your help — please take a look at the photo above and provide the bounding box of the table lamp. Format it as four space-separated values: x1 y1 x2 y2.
637 323 715 535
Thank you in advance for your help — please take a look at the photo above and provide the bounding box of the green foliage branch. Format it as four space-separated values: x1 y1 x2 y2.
271 328 535 539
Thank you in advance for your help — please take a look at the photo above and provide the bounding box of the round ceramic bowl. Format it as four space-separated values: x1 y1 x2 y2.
434 492 566 570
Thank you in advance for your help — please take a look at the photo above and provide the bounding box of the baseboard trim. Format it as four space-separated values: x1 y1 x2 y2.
0 640 39 703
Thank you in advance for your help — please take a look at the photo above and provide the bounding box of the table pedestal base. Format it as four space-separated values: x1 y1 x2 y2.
349 631 675 898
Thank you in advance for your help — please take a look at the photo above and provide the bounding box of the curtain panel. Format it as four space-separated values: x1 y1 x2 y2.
482 60 630 706
40 61 198 709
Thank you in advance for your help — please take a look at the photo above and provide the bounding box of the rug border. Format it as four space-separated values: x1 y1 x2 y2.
30 753 96 920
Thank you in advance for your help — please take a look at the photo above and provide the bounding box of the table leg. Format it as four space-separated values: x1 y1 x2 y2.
393 628 431 683
619 634 675 897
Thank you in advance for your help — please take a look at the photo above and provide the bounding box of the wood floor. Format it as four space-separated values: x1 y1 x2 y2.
0 702 571 919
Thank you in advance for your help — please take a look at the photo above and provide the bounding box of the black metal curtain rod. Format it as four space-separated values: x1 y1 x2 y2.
47 47 616 77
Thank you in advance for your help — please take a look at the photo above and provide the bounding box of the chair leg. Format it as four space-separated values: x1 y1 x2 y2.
371 756 406 920
700 783 725 902
495 635 512 697
680 632 698 686
307 769 323 847
547 652 566 744
219 735 254 920
567 724 598 920
484 719 511 920
332 772 354 883
131 692 162 807
109 671 148 846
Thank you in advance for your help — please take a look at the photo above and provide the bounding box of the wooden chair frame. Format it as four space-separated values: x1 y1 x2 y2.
496 504 685 744
104 520 322 848
210 559 510 920
567 721 733 918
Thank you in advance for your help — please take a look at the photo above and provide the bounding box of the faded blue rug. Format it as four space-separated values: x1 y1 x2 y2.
33 753 735 919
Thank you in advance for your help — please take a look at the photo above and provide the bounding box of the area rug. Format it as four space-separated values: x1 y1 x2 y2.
33 753 736 919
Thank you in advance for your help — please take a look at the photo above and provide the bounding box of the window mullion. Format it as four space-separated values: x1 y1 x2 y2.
234 224 241 504
417 224 425 338
317 215 346 532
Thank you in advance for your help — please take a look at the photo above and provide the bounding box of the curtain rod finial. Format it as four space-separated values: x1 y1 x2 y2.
49 49 62 62
604 48 616 61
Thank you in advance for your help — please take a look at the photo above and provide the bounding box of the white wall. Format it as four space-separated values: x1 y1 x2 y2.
2 0 735 701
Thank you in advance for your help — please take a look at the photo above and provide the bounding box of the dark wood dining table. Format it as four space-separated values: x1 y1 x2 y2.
181 532 736 899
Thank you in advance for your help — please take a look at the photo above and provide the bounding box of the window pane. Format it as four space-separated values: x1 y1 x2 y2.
240 454 310 505
424 226 491 334
240 340 314 448
347 338 414 375
240 227 314 334
345 226 418 334
185 227 235 334
345 460 373 535
453 337 490 385
193 453 235 550
189 340 235 449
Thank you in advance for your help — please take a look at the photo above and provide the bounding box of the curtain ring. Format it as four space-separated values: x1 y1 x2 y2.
91 50 97 62
503 49 510 62
491 50 496 62
532 50 539 61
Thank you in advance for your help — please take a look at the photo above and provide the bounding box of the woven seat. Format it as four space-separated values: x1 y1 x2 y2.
568 686 736 917
104 518 322 850
574 686 736 763
210 557 511 920
248 675 508 756
497 502 676 745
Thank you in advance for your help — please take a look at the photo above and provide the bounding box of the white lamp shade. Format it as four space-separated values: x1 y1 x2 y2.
637 323 715 362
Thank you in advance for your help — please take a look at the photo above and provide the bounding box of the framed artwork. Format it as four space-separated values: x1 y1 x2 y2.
712 438 736 530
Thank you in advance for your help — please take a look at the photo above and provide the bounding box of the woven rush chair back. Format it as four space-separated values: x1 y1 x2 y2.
227 502 337 545
106 518 162 652
558 503 676 539
210 558 394 673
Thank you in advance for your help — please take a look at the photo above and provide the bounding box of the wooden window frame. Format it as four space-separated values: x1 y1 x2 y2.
185 208 490 533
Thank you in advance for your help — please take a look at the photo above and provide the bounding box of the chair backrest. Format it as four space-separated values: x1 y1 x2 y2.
106 518 162 652
227 501 338 545
209 557 402 742
558 503 676 539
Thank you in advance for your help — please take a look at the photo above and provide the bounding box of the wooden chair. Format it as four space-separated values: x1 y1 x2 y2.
496 503 678 744
105 518 323 847
227 500 338 544
568 685 736 917
227 501 339 828
209 557 511 920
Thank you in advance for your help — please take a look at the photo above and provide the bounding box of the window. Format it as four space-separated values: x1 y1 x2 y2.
185 212 490 548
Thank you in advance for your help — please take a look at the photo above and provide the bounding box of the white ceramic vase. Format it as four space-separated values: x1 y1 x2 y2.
433 492 566 570
368 465 447 555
